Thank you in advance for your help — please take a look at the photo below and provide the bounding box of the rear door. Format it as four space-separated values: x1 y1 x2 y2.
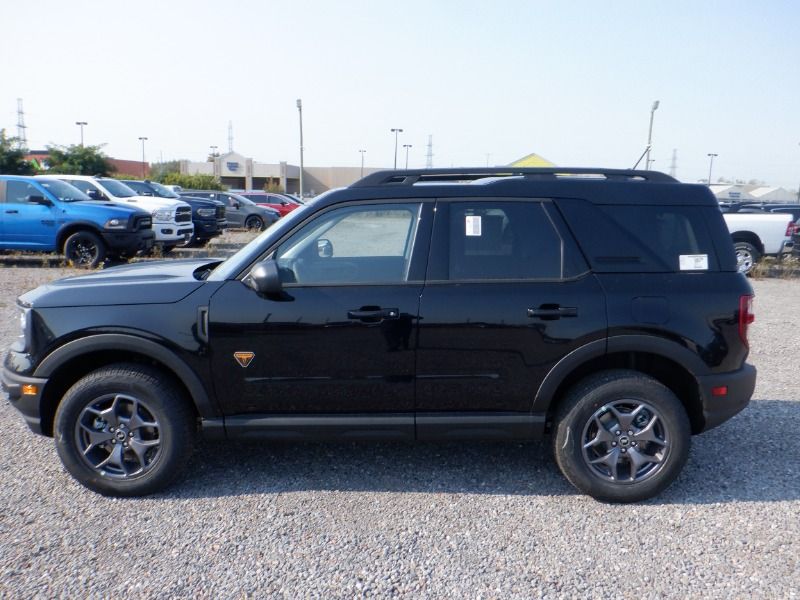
415 198 607 435
0 180 57 248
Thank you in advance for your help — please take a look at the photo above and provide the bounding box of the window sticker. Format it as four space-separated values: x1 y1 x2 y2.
465 215 482 236
679 254 708 270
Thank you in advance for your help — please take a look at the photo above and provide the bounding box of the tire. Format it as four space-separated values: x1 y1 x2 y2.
63 230 106 268
553 369 691 503
245 215 264 231
161 244 177 254
54 363 197 497
734 242 760 275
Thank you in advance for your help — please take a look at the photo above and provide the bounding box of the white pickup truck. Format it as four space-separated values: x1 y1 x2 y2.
722 212 795 273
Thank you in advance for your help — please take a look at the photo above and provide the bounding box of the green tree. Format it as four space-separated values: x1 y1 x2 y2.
45 144 115 176
161 172 224 190
149 160 181 182
0 129 34 175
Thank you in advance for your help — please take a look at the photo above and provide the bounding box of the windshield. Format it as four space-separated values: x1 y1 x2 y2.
38 179 91 202
98 179 137 198
231 194 256 206
150 181 180 198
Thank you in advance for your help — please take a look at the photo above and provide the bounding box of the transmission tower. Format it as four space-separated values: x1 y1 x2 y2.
16 98 27 146
669 149 677 178
228 120 234 152
425 134 433 169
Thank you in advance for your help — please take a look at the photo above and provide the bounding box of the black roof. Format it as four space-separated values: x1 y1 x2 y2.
321 168 717 207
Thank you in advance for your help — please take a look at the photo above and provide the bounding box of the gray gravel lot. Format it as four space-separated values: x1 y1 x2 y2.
0 266 798 599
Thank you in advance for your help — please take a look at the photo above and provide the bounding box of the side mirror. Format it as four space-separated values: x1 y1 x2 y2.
86 189 103 200
27 195 52 206
233 202 241 209
317 239 333 258
246 259 283 295
280 201 288 206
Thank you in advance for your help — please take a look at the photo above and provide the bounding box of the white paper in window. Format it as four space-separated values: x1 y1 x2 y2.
679 254 708 270
465 215 482 236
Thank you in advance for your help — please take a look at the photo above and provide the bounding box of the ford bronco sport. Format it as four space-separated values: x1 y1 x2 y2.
2 168 757 502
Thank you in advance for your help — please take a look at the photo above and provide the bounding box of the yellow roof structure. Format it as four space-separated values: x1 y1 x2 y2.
509 153 555 168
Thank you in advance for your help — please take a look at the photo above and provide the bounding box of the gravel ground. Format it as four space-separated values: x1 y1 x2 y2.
0 267 798 599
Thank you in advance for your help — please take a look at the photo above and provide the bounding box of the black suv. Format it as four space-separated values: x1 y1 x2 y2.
2 168 756 502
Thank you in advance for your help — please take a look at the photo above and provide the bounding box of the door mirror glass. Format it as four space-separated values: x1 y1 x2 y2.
316 239 333 258
246 259 283 295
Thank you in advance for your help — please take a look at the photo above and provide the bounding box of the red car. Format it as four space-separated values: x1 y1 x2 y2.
237 192 301 217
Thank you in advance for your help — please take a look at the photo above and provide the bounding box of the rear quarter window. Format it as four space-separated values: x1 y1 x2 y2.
556 199 720 272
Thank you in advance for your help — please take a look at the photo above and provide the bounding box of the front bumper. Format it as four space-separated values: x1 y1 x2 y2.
101 229 155 256
152 222 195 243
696 363 756 432
1 361 47 435
193 218 223 240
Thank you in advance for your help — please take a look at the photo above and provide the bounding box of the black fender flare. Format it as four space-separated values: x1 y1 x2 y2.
34 333 217 417
532 335 708 413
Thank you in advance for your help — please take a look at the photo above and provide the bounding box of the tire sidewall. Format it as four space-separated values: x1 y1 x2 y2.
54 369 189 496
555 374 690 503
64 230 105 268
246 216 263 231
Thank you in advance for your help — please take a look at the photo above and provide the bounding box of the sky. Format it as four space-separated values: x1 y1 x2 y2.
2 0 799 189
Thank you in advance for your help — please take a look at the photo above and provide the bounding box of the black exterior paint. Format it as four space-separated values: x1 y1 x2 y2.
3 168 756 441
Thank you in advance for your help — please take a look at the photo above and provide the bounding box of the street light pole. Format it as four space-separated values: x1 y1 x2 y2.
210 145 218 158
296 99 304 199
138 136 148 178
707 153 718 185
391 128 403 169
645 100 660 170
403 144 412 169
359 149 366 178
75 121 87 146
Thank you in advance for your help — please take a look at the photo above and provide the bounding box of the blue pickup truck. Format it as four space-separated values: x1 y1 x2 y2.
0 176 155 267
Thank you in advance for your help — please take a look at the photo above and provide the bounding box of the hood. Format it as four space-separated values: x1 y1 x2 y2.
114 195 188 210
20 258 222 308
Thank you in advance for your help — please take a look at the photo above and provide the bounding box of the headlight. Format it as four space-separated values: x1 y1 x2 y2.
103 218 127 229
15 305 31 351
152 208 173 222
197 208 216 217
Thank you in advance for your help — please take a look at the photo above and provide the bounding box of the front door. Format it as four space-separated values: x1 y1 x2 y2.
0 180 56 248
208 201 432 421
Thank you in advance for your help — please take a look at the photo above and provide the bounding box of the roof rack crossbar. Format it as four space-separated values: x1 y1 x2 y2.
351 167 677 187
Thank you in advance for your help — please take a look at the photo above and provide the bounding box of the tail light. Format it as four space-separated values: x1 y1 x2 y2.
785 220 798 237
738 294 755 348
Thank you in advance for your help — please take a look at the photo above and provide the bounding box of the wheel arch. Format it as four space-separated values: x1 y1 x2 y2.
730 231 764 255
534 335 707 434
34 334 214 436
55 222 105 253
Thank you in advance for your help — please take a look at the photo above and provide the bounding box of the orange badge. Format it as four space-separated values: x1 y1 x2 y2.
233 352 255 368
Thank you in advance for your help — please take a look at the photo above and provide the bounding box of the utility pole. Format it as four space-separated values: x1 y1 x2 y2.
359 149 366 178
707 153 718 185
228 121 234 153
138 137 148 178
391 128 403 168
403 144 412 169
16 98 27 146
645 100 659 170
75 121 88 146
425 134 433 169
297 99 304 199
669 149 677 179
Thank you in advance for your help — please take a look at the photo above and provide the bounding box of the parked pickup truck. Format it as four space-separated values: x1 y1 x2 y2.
0 175 154 267
722 212 796 273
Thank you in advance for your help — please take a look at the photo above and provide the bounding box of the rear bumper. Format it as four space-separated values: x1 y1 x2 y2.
696 363 756 432
1 361 47 435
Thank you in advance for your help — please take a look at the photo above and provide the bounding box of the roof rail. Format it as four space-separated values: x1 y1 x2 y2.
351 167 677 187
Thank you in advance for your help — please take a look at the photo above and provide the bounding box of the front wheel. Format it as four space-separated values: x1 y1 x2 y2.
734 242 760 275
63 230 106 268
54 363 197 496
553 370 691 503
245 215 264 231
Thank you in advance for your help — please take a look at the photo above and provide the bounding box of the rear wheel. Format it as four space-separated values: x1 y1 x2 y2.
245 215 264 231
553 370 691 503
734 242 760 275
54 363 197 496
63 230 106 268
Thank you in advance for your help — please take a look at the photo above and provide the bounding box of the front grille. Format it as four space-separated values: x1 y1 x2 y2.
133 216 152 231
216 205 226 219
176 207 192 223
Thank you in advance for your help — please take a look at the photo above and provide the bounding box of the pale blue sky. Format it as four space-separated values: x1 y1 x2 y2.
2 0 798 188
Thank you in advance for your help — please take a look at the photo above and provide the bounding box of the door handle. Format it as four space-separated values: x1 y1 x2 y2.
527 305 578 319
5 209 18 214
347 307 400 321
